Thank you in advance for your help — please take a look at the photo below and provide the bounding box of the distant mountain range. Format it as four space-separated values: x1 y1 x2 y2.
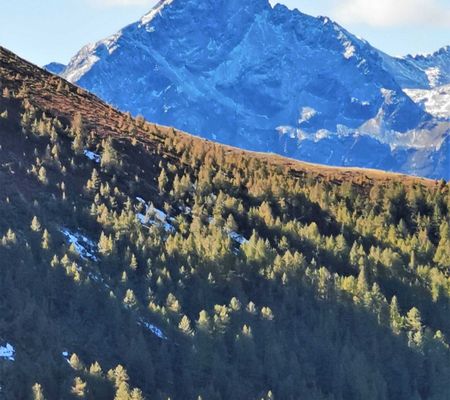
46 0 450 179
44 62 66 75
382 46 450 89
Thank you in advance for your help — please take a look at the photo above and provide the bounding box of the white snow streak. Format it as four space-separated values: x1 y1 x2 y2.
61 229 98 261
138 318 168 340
0 343 15 361
136 197 175 233
84 150 101 163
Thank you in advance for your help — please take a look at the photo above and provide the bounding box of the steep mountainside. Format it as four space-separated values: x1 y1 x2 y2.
381 46 450 121
59 0 450 180
2 46 450 400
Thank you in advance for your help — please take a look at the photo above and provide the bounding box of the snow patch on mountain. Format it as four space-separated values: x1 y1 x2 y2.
61 229 98 261
0 343 15 361
63 44 100 83
404 85 450 119
138 318 168 340
228 231 248 245
299 107 317 125
337 32 356 60
84 150 101 163
425 67 442 88
62 351 71 364
136 197 175 233
140 0 174 26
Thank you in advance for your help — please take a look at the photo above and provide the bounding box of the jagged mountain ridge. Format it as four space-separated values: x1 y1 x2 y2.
60 0 450 179
382 46 450 89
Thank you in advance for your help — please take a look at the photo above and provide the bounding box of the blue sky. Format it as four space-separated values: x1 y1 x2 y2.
1 0 449 66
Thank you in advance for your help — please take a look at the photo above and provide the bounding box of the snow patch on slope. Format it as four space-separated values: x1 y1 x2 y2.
228 231 248 245
61 229 98 261
0 343 15 361
299 107 317 125
84 150 100 164
404 85 450 119
425 67 442 88
136 197 175 233
62 351 71 364
138 318 168 340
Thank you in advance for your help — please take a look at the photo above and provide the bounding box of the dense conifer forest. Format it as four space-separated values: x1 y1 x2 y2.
1 47 450 399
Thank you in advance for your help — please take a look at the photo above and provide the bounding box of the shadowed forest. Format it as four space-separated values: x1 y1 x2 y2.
0 47 450 400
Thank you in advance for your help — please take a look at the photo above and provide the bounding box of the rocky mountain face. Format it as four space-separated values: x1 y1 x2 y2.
382 46 450 122
60 0 450 179
382 46 450 89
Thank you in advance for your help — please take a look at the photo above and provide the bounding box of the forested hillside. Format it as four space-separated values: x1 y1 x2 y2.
1 46 450 400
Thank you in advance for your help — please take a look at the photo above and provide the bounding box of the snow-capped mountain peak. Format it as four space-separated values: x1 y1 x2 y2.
59 0 450 179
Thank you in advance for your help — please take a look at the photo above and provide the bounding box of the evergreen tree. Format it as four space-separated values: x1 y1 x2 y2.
71 113 86 154
406 307 424 347
179 315 193 336
101 138 119 171
389 296 403 334
130 388 145 400
89 361 103 377
71 377 87 397
434 221 450 268
38 166 48 185
129 253 138 271
124 289 137 308
69 353 84 371
32 383 46 400
158 169 168 194
31 216 42 232
115 381 131 400
41 229 51 250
